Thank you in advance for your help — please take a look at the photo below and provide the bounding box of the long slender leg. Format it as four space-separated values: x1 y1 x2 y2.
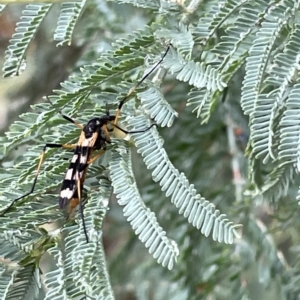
87 150 106 165
102 124 111 143
75 168 89 243
114 45 171 124
81 149 107 242
0 143 77 215
68 150 106 243
46 96 84 129
111 122 158 135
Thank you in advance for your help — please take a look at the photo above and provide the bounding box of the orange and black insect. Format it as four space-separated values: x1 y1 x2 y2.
0 45 170 242
54 107 157 242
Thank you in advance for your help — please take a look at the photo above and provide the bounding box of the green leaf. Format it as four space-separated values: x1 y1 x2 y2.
109 142 179 269
54 0 87 46
127 114 240 244
3 4 52 77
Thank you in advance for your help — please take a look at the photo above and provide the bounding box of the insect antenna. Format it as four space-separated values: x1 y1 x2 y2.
114 44 171 125
46 96 83 129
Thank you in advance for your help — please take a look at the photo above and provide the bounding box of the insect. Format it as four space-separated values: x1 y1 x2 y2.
1 45 171 242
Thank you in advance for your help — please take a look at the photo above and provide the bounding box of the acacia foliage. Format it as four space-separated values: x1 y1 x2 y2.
0 0 300 299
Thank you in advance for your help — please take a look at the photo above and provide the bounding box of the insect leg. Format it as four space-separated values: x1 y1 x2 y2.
0 143 77 215
111 122 157 135
102 124 111 143
75 170 89 243
67 149 105 243
87 150 106 165
77 149 106 242
114 45 171 125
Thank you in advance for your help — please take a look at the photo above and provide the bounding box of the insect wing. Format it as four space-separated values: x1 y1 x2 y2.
59 131 99 209
59 151 82 208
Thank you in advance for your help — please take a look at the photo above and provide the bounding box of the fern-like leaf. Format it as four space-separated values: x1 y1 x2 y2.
45 233 90 300
5 264 41 300
108 0 160 9
249 6 300 162
250 94 275 162
279 83 300 170
127 114 240 244
0 236 27 262
162 48 226 91
44 180 113 299
107 0 180 13
70 181 115 298
155 23 194 59
263 25 300 99
138 86 178 127
113 26 155 50
241 3 294 116
257 162 294 203
3 3 52 77
186 87 216 123
44 245 69 300
54 0 87 46
0 32 160 145
48 44 159 118
245 216 286 277
193 0 247 44
109 141 179 270
212 1 270 72
0 266 16 300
